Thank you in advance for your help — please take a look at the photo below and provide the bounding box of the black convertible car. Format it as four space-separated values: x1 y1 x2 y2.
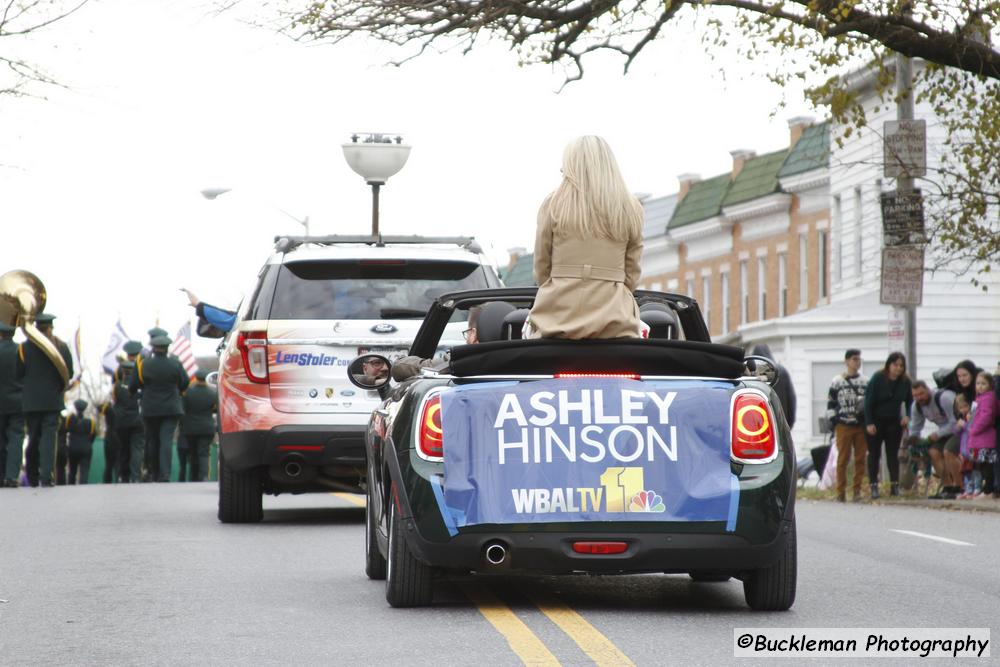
347 288 796 610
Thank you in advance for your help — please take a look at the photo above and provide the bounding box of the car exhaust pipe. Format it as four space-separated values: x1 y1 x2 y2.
484 542 507 566
284 460 303 478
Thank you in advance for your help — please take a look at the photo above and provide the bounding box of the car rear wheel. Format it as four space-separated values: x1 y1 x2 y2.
743 520 796 611
218 451 263 524
385 498 432 607
689 573 731 582
365 472 387 580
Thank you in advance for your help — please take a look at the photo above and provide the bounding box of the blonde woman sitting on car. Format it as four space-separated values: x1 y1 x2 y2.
524 135 644 339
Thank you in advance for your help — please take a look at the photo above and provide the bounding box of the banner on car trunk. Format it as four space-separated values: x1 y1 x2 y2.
440 378 739 529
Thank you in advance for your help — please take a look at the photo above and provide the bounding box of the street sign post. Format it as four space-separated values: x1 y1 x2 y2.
880 190 926 245
883 119 926 179
887 308 906 352
880 246 924 306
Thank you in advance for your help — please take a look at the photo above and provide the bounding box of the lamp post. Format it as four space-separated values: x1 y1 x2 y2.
199 188 310 236
341 133 411 237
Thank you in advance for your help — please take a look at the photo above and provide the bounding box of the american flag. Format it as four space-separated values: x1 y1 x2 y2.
170 321 198 380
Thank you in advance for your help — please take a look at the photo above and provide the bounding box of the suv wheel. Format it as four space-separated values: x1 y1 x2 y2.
218 451 263 524
743 520 796 611
385 498 432 607
365 471 387 580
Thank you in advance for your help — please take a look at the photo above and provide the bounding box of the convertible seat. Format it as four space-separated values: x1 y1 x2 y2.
448 338 744 378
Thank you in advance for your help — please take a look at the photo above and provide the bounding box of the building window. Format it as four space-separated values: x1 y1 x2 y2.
702 275 711 332
778 253 788 317
757 256 767 320
819 230 829 299
853 186 863 284
686 278 695 299
833 194 842 283
739 260 748 325
798 233 808 309
721 272 730 334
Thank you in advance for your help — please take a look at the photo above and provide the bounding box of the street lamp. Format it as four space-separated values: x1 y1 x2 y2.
199 188 311 236
341 133 411 236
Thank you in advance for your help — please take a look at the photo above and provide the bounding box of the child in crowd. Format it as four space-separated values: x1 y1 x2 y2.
966 372 999 499
955 395 978 498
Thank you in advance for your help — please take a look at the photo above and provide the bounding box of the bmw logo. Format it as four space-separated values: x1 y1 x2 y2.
371 323 398 334
308 388 319 398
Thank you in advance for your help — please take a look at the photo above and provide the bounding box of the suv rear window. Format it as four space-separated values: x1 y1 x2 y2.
268 259 491 320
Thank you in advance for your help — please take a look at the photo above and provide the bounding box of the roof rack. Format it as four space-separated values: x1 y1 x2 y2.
273 234 483 254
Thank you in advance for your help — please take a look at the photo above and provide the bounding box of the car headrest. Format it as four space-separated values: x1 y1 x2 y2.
475 301 517 343
501 309 531 340
639 304 678 340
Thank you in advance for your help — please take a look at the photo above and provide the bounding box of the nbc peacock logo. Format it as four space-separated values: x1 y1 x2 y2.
628 490 666 513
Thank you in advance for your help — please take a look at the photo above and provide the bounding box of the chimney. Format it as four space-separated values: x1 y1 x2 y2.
506 246 526 271
677 173 701 201
787 115 814 146
730 149 756 179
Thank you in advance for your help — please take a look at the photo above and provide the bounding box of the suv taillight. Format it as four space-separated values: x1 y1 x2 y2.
731 391 776 462
418 395 443 460
237 331 269 384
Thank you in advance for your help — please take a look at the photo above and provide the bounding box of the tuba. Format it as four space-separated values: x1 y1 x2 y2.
0 270 70 387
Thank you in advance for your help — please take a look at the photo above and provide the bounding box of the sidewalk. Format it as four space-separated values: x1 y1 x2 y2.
797 486 1000 514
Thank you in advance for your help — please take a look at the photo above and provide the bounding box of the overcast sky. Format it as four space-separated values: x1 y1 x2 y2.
1 0 812 382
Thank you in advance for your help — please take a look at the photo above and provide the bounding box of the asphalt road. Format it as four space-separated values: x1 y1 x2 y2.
1 484 997 666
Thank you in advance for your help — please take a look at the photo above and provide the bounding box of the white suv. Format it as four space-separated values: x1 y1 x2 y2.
217 235 501 522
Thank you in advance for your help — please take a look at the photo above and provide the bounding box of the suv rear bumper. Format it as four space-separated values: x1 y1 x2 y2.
220 424 367 471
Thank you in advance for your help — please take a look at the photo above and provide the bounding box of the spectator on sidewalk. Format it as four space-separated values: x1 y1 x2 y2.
864 352 912 499
954 395 979 498
826 348 868 502
907 380 959 499
945 359 981 407
968 371 999 499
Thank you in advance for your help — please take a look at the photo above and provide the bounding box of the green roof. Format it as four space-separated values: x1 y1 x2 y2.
502 254 536 286
778 122 830 178
668 173 732 229
722 149 788 208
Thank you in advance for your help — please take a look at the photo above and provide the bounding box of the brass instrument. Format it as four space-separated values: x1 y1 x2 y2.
0 270 70 387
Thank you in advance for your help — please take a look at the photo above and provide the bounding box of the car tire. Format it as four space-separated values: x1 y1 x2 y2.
218 451 263 524
743 520 796 611
365 472 387 580
385 498 432 607
689 573 731 582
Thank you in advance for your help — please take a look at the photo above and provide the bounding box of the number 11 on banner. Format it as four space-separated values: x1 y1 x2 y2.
599 467 645 512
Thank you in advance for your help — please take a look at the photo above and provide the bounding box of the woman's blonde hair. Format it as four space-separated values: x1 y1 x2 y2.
543 135 642 241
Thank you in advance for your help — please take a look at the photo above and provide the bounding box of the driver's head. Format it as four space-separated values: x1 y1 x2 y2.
362 356 389 380
462 305 483 344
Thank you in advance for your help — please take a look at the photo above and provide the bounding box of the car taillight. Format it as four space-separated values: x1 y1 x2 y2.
731 391 776 462
555 373 640 380
237 330 269 384
418 395 443 459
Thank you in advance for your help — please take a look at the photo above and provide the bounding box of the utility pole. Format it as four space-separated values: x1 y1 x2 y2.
896 27 918 376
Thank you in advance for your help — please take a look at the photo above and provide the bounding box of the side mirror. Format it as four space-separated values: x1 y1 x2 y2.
347 354 392 390
744 355 779 386
205 371 220 388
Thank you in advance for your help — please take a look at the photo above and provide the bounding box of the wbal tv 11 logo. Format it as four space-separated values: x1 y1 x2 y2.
510 466 665 515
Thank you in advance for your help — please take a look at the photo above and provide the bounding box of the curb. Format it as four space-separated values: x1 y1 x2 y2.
802 494 1000 514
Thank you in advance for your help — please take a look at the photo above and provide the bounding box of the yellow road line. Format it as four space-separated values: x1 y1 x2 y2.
528 593 635 667
331 492 366 507
463 584 561 666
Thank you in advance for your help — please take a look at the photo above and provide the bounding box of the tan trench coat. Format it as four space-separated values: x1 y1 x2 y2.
528 208 643 339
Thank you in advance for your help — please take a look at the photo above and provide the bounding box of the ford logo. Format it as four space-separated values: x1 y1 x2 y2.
371 323 398 334
341 390 356 397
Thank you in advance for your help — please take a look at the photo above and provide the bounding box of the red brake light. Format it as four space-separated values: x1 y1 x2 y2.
418 395 443 459
237 330 269 384
572 541 628 555
555 373 640 380
731 392 776 462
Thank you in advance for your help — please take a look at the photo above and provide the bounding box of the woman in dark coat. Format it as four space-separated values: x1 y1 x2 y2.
945 359 981 406
863 352 912 498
